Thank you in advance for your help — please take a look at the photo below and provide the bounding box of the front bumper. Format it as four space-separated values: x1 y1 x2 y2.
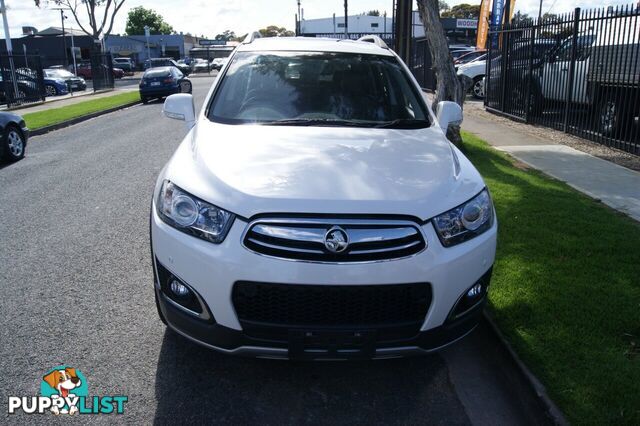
151 208 497 359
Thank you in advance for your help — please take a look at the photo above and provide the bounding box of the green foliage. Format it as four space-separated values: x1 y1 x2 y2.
125 6 174 35
441 3 480 19
215 30 237 41
462 131 640 425
366 10 381 16
258 25 295 38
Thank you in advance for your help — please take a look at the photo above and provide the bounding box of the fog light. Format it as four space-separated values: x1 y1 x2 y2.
467 283 483 298
448 269 492 321
170 279 190 297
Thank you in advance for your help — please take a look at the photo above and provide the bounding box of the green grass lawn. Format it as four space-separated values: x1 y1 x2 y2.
461 131 640 424
23 91 141 130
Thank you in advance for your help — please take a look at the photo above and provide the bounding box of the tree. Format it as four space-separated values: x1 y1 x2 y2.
441 3 480 19
439 1 450 15
125 6 174 35
366 10 380 16
215 30 236 41
258 26 295 38
33 0 125 41
417 0 464 147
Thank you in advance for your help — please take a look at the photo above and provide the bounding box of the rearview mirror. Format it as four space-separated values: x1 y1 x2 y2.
436 101 463 131
163 94 196 130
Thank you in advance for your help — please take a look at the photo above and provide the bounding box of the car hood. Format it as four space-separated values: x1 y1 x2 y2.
165 121 485 221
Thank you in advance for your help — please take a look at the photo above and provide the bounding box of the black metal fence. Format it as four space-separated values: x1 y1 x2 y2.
485 4 640 155
0 54 45 107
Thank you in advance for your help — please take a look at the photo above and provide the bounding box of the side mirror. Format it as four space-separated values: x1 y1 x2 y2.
436 101 463 131
163 93 196 130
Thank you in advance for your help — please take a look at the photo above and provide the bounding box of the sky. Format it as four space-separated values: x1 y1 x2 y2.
1 0 636 39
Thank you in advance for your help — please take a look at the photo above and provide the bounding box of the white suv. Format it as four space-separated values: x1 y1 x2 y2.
151 35 497 360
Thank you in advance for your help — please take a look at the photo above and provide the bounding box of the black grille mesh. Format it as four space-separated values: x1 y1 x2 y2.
232 281 431 327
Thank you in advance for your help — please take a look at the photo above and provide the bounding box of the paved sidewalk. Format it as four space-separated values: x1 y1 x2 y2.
463 113 640 222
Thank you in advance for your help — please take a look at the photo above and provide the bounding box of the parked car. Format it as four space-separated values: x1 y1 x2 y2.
151 35 497 360
211 57 228 71
0 69 41 104
0 111 29 163
143 58 191 76
75 62 124 79
456 57 488 99
524 16 640 136
191 58 211 73
43 69 86 96
112 57 135 75
139 66 192 103
460 40 556 99
454 50 486 66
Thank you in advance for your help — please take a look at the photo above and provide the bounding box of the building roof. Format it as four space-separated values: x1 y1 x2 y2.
237 36 394 56
27 26 88 37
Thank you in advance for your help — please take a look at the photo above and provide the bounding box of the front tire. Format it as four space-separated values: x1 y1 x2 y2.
599 91 628 138
44 84 58 97
2 125 26 162
472 76 485 100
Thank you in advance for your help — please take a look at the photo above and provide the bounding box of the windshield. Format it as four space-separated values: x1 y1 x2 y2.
45 69 74 78
207 51 430 127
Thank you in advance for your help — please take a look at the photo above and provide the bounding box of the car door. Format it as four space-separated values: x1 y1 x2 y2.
542 35 595 103
542 39 573 101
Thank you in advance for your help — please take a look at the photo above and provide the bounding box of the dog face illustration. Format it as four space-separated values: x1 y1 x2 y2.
43 368 82 398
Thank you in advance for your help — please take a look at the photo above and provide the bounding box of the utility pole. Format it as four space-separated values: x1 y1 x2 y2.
344 0 348 36
538 0 544 22
144 25 151 61
70 27 77 75
297 0 301 35
52 8 69 66
0 0 19 101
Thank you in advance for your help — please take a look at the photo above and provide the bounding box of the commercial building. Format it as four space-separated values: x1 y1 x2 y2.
299 12 478 45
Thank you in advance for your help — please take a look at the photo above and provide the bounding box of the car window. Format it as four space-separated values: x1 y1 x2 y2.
208 51 429 126
144 68 171 78
555 36 595 62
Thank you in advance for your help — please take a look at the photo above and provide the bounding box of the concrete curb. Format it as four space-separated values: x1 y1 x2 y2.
30 100 142 136
483 311 569 425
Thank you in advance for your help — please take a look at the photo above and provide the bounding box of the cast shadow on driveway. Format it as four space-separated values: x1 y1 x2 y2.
153 328 471 425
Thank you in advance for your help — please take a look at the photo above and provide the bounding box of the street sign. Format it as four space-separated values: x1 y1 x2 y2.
199 39 226 46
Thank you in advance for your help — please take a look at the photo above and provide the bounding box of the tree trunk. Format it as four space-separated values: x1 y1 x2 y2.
416 0 466 147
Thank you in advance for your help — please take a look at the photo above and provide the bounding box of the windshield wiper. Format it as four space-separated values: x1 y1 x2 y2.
265 118 373 127
374 119 431 129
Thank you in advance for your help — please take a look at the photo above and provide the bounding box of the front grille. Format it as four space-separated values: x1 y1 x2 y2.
232 281 431 330
243 218 426 262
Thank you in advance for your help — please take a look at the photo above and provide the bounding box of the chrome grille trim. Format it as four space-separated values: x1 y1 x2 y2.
242 217 427 263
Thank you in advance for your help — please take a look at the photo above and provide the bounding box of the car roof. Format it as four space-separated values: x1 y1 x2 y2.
145 66 173 73
237 36 395 56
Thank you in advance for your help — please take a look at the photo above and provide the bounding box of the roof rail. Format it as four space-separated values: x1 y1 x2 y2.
242 31 262 44
357 35 389 49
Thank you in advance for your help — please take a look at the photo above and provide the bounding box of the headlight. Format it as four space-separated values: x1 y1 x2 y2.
433 189 494 247
156 181 234 243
